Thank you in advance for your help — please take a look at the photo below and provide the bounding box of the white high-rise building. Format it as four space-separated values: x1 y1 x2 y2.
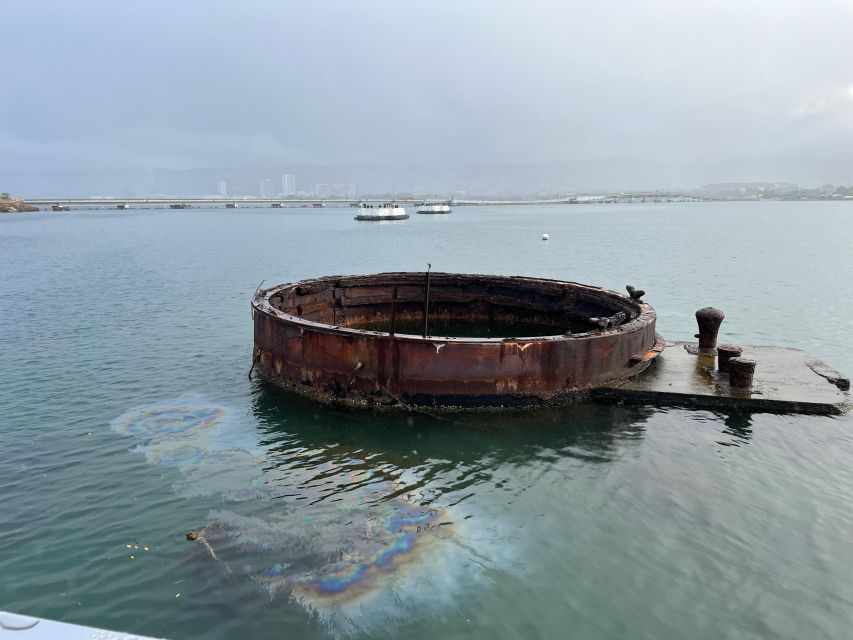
217 180 227 197
281 174 296 196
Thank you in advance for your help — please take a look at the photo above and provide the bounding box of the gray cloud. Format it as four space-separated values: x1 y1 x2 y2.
2 0 853 189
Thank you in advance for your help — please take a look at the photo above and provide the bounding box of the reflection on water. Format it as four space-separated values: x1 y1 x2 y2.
250 383 655 472
720 411 754 447
110 391 655 635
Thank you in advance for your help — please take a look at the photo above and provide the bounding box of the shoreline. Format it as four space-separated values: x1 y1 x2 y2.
0 197 38 213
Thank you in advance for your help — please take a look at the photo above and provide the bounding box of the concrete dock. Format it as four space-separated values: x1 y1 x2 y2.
595 342 850 415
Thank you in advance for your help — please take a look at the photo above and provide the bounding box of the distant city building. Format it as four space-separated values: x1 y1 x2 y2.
281 174 296 196
260 178 273 198
217 180 227 197
312 183 356 198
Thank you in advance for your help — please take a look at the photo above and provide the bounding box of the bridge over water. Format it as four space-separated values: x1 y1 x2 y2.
23 193 714 210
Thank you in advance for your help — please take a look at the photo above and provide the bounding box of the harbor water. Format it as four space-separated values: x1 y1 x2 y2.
2 202 853 639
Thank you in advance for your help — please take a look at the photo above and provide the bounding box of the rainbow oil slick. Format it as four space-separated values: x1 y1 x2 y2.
289 507 453 600
249 500 453 604
112 404 226 439
111 397 269 502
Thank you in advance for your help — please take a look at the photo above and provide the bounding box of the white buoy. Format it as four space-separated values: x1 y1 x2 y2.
542 233 550 241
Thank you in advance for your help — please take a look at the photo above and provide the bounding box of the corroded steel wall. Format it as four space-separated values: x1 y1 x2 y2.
252 273 662 409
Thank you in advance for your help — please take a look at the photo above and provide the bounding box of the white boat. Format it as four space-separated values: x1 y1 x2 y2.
417 202 452 214
354 203 409 221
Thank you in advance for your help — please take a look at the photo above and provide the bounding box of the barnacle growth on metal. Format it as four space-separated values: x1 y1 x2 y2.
251 272 664 410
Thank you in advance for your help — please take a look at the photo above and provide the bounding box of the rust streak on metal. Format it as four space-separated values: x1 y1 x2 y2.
630 334 666 364
389 286 398 336
422 263 432 338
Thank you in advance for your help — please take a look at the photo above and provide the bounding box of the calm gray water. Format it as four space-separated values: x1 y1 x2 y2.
2 202 853 639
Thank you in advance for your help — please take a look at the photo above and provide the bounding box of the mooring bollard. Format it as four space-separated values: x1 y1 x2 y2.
695 307 725 353
717 344 743 372
728 356 756 390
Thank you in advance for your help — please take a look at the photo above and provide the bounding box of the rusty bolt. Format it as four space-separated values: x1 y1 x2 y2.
728 357 756 390
695 307 725 352
717 344 743 372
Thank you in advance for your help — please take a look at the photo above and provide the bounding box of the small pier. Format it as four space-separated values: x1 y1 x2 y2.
595 342 850 415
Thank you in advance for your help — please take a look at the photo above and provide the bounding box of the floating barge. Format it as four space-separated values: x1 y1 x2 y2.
354 204 409 221
251 272 663 409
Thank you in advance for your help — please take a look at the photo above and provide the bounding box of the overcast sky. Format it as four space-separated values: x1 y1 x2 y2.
3 0 853 185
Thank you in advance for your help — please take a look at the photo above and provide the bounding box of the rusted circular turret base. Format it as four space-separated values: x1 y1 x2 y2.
251 272 663 410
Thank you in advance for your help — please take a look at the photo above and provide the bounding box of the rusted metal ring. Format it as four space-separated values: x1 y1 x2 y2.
252 272 662 409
